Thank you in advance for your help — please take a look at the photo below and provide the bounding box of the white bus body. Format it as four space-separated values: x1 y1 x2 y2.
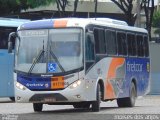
9 18 150 112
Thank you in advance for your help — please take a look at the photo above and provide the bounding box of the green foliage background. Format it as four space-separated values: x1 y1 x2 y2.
16 0 55 10
152 10 160 35
152 10 160 28
0 0 55 16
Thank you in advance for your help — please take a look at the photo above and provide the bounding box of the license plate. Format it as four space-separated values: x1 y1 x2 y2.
44 98 56 102
51 76 64 89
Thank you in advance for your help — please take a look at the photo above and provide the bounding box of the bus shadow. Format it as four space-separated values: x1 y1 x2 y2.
0 101 15 103
19 107 119 120
25 105 144 115
38 108 92 114
0 99 14 103
29 106 120 114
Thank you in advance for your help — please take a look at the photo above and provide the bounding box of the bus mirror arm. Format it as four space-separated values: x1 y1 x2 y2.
8 32 16 53
8 41 13 53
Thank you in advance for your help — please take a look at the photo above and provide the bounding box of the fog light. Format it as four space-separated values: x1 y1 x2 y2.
77 95 81 98
17 96 21 100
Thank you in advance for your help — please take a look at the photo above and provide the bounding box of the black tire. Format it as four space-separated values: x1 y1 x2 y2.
73 102 90 109
33 103 43 112
10 97 15 102
117 82 136 107
92 84 101 112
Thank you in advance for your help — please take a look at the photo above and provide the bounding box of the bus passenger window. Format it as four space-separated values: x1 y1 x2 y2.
117 32 127 56
105 30 117 55
94 28 106 54
127 34 136 56
137 35 144 57
144 36 149 57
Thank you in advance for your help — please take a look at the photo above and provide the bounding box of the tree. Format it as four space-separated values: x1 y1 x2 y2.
110 0 136 26
72 0 79 17
55 0 69 17
0 0 55 16
152 10 160 28
16 0 56 10
152 10 160 36
94 0 98 18
0 0 20 16
141 0 154 40
19 0 72 18
111 0 155 40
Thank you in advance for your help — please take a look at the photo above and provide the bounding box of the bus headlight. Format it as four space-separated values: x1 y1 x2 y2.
69 80 82 89
16 82 26 90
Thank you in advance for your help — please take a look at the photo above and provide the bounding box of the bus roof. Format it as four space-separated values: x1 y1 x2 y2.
19 18 148 33
0 17 30 27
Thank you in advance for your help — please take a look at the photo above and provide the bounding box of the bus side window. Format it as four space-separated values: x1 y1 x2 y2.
0 27 16 49
117 32 127 56
94 28 106 54
127 33 136 56
144 36 149 57
0 32 8 49
137 35 144 57
105 30 117 55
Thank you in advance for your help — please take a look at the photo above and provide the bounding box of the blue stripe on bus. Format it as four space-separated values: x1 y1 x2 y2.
20 19 54 29
116 58 150 98
17 75 51 90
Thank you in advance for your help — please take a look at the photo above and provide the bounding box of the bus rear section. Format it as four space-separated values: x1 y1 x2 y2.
9 18 150 112
0 18 29 100
0 27 15 99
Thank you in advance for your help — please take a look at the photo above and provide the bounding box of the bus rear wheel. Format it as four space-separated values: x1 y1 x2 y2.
91 84 101 112
117 82 136 107
33 103 43 112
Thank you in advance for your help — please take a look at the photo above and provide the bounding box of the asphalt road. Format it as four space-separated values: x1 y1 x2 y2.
0 95 160 120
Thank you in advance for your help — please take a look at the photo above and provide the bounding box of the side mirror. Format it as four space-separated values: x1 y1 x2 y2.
8 32 16 53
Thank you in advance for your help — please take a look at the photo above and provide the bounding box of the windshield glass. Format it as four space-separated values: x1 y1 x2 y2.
15 29 48 73
48 29 83 73
15 28 83 74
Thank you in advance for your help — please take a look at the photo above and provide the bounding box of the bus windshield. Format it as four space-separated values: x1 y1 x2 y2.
15 28 83 74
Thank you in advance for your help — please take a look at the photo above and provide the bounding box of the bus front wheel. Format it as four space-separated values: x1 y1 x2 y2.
73 102 90 109
91 84 101 112
33 103 43 112
117 82 136 107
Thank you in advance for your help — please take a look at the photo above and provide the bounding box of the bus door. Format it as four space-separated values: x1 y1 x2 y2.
0 27 16 97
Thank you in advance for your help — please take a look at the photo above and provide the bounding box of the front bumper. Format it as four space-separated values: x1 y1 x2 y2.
15 79 92 103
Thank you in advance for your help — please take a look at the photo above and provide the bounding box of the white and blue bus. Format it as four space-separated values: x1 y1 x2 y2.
0 18 29 100
8 18 150 111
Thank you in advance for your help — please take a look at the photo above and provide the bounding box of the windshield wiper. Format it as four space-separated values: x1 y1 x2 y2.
28 40 45 74
28 50 45 74
50 50 65 72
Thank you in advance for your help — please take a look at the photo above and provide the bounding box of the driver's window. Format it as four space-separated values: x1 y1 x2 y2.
85 32 95 71
85 33 95 61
